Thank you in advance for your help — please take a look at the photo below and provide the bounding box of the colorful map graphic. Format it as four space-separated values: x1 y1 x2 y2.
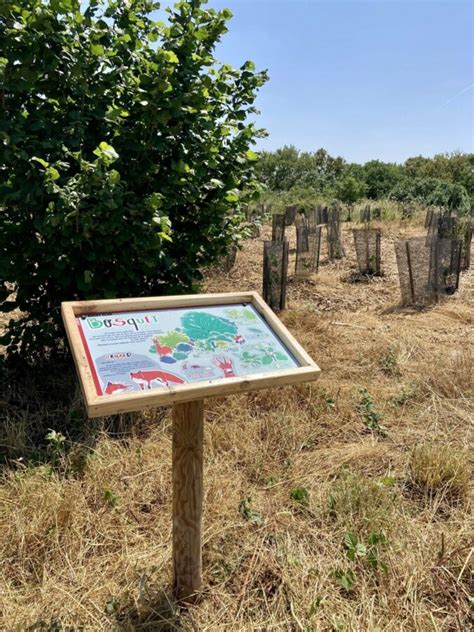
76 304 299 396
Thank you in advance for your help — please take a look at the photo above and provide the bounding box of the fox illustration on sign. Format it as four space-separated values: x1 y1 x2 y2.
130 369 186 390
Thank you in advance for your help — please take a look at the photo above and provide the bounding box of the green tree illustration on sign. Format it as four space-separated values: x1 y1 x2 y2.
181 312 238 350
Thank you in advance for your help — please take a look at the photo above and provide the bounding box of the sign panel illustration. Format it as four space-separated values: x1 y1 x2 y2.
76 303 300 397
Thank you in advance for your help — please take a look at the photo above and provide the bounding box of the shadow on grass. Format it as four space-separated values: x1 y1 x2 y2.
343 270 385 284
0 359 166 470
25 588 188 631
114 589 193 632
380 301 437 315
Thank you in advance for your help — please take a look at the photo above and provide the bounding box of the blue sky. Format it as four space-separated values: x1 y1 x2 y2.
204 0 473 164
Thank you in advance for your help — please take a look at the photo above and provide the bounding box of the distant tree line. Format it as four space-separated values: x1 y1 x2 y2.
255 146 473 211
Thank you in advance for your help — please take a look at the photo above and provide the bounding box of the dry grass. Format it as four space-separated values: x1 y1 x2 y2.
409 444 470 502
1 219 473 631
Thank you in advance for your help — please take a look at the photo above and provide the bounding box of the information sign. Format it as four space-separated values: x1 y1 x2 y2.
62 292 320 417
62 291 320 600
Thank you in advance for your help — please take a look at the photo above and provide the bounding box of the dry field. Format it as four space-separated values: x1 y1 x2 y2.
1 218 473 631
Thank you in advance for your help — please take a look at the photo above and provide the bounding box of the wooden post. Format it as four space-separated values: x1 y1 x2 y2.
272 213 286 241
263 240 289 311
172 399 204 602
405 241 415 303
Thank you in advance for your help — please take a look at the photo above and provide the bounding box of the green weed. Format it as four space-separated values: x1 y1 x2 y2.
356 389 386 436
290 486 310 506
344 531 388 574
239 497 263 526
379 352 401 377
45 429 66 466
390 385 418 407
105 597 120 615
308 596 324 616
334 568 355 592
102 489 119 508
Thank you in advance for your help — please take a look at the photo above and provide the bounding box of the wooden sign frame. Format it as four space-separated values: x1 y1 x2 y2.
62 291 320 418
62 290 321 601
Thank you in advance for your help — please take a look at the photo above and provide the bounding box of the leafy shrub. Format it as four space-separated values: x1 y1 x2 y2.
390 177 470 211
0 0 267 358
256 147 473 211
359 160 404 199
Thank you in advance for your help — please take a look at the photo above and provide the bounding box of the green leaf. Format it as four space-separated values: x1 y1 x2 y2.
147 192 163 210
163 50 179 64
105 596 120 615
91 43 104 56
51 0 74 12
225 191 239 202
344 532 358 550
308 596 323 616
368 531 387 546
172 160 191 174
334 568 355 592
238 497 262 526
0 57 8 77
106 105 130 120
245 149 258 161
45 166 60 181
355 543 367 556
93 142 119 162
45 429 66 446
109 170 120 185
31 156 49 168
290 486 310 505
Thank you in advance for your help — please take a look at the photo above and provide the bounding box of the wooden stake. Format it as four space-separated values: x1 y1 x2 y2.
172 399 204 602
405 240 415 303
